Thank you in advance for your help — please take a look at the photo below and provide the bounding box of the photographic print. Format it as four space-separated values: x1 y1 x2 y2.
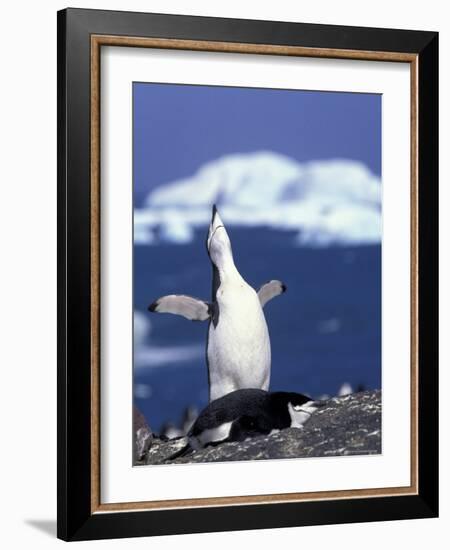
132 82 382 466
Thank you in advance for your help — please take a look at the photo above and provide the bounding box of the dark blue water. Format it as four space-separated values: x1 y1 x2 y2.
133 228 381 431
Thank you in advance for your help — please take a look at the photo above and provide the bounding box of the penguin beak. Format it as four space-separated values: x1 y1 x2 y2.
207 204 226 252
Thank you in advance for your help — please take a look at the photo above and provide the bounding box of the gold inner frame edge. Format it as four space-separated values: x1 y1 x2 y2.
90 35 419 514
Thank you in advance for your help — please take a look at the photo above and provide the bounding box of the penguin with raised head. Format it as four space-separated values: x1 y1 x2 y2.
167 388 321 460
148 205 286 401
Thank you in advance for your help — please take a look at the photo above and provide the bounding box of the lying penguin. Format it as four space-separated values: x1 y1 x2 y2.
148 205 286 401
167 388 321 460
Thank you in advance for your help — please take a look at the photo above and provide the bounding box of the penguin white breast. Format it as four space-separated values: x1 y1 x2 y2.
288 401 319 428
208 281 271 400
192 421 233 449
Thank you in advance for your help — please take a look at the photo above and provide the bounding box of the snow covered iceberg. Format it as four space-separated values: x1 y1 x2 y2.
134 151 381 247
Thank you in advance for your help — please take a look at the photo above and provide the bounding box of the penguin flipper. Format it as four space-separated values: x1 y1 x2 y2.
257 280 287 307
148 295 210 321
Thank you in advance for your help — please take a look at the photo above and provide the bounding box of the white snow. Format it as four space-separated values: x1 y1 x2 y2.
134 311 152 347
135 151 381 247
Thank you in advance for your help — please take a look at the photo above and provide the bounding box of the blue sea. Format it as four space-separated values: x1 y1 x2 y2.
133 228 381 432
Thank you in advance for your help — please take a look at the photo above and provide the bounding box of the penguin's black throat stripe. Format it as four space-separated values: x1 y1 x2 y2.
210 265 221 328
208 210 223 330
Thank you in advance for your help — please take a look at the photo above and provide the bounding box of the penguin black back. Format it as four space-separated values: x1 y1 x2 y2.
190 388 268 437
190 389 314 438
167 388 317 460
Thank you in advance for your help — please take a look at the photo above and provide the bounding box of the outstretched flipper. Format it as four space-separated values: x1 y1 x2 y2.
148 295 210 321
257 280 287 307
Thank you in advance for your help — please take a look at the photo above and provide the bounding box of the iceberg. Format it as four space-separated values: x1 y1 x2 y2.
135 151 381 247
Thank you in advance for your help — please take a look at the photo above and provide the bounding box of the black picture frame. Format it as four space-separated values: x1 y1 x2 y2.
57 7 438 541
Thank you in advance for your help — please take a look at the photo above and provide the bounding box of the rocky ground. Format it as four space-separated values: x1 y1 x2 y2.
135 390 381 466
133 406 153 462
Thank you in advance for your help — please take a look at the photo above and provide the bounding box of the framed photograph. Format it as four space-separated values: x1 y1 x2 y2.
57 8 438 541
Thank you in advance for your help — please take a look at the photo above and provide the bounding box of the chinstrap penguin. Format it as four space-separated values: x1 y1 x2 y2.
167 388 322 460
148 205 286 401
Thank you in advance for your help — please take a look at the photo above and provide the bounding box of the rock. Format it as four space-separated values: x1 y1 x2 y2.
139 390 381 465
145 437 189 465
133 406 153 462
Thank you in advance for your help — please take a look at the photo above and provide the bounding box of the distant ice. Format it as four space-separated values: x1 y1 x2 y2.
134 344 204 370
159 218 194 245
134 311 152 347
134 383 153 399
317 318 341 334
134 224 155 245
134 151 381 247
338 383 354 396
133 310 204 370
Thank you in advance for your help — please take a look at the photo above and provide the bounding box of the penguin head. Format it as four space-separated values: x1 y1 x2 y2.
285 393 319 429
207 205 233 267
